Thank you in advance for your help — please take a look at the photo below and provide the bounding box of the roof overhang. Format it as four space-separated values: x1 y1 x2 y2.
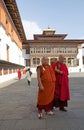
23 39 84 44
3 0 26 41
0 60 25 68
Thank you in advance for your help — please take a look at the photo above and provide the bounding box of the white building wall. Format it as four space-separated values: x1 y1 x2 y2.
0 25 25 83
82 44 84 56
0 25 24 66
77 48 83 67
0 25 7 60
82 48 84 56
22 49 30 59
22 49 30 66
82 44 84 70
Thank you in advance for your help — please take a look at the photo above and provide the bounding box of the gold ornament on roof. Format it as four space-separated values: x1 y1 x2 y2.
48 25 50 29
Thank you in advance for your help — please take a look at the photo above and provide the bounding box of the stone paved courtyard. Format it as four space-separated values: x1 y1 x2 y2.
0 72 84 130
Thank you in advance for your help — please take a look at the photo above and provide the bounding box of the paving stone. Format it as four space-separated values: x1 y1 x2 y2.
0 73 84 130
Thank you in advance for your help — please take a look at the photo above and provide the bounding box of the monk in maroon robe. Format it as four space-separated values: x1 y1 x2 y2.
18 69 21 80
52 55 70 112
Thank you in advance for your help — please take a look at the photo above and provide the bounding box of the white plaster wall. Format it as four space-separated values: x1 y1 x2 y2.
82 48 84 56
82 44 84 56
0 25 7 60
0 25 24 66
22 49 30 59
0 25 25 83
77 48 83 67
22 49 30 66
0 73 17 84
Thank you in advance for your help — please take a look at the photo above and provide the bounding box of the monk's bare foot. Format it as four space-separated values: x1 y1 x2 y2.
46 111 54 115
59 107 67 112
38 113 42 119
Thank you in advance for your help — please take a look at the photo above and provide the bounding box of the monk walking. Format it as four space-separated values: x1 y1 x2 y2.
37 56 56 119
52 55 70 112
18 69 21 80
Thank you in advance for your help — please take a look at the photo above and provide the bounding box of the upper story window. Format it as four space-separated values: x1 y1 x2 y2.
6 44 9 61
6 18 8 24
26 48 30 54
83 56 84 65
11 28 13 32
0 8 1 21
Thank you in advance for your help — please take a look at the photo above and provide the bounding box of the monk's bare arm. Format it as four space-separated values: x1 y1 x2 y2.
37 68 44 91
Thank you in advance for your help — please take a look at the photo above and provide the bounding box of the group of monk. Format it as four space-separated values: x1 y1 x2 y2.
36 55 70 119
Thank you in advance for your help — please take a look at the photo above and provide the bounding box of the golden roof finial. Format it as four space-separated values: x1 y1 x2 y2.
48 25 50 29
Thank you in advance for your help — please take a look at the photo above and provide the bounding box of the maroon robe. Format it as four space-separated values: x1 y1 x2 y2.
18 70 21 80
52 62 70 107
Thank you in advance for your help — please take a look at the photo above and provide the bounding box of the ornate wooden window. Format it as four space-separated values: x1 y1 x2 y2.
26 48 30 54
4 69 8 75
83 56 84 65
50 58 57 65
0 7 1 21
33 58 40 65
25 59 30 66
68 58 74 66
0 69 2 75
6 44 9 61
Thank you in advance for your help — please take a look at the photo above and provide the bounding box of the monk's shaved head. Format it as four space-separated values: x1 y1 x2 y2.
41 56 49 65
59 55 64 64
